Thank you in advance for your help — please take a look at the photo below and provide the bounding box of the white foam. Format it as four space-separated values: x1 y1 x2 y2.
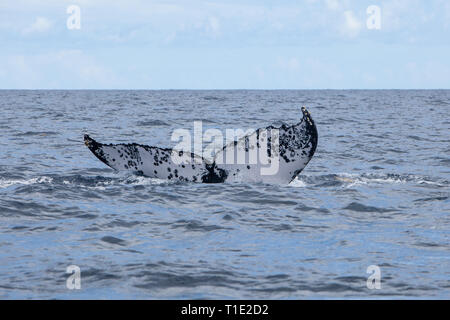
289 178 307 187
336 173 442 188
340 174 400 188
125 176 167 186
60 175 166 190
0 176 53 188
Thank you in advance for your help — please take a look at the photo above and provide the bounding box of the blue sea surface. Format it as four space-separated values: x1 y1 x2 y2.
0 90 449 299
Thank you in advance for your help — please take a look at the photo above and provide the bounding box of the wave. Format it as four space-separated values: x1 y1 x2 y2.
290 173 448 188
0 174 167 190
0 176 53 188
1 172 447 190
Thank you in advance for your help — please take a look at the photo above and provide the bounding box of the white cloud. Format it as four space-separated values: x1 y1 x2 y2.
271 56 344 89
0 50 119 89
341 10 362 38
276 57 300 72
325 0 341 11
207 16 220 36
404 60 450 88
22 17 52 34
445 2 450 29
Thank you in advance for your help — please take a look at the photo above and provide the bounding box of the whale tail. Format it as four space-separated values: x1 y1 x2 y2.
84 106 318 184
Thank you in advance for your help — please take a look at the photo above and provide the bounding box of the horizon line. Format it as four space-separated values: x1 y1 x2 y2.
1 88 450 91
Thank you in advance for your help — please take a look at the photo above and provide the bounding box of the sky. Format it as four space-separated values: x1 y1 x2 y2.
1 0 450 89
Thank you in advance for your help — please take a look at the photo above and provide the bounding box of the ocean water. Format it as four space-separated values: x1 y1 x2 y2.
0 89 448 299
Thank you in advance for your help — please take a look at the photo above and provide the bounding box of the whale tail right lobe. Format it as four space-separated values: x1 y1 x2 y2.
212 106 318 184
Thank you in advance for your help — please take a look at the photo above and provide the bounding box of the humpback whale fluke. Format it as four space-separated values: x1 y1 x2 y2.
84 107 318 184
